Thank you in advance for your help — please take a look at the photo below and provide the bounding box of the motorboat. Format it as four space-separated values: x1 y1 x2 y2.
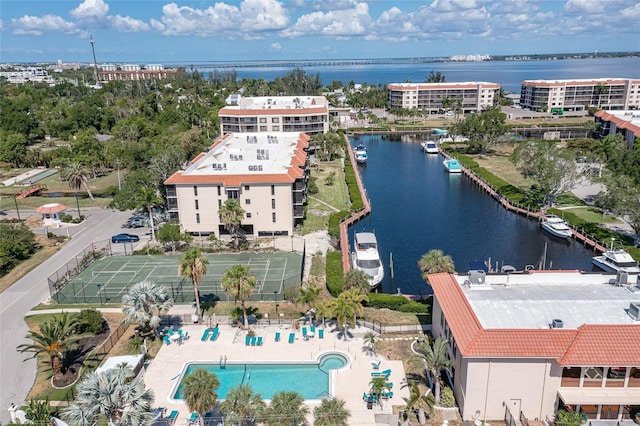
541 214 573 239
592 240 640 275
443 158 462 173
352 232 384 288
421 141 439 154
354 144 368 164
433 128 448 136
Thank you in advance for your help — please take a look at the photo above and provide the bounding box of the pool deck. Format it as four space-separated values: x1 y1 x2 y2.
144 322 409 425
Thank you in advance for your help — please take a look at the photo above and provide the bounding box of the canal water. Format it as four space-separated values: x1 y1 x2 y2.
347 135 596 295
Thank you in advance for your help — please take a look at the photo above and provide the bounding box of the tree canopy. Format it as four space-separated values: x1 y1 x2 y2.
453 106 508 154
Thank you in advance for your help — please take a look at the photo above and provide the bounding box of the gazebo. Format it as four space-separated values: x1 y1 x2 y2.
36 203 68 227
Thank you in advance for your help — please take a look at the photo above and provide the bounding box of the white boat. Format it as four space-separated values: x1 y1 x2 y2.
592 240 640 275
354 144 368 164
421 141 439 154
443 158 462 173
541 214 573 239
352 232 384 288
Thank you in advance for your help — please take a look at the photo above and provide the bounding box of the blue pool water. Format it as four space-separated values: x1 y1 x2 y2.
172 353 349 400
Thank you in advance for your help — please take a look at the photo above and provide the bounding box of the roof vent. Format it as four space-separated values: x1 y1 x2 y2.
551 319 564 328
468 270 486 285
616 271 629 286
629 302 640 321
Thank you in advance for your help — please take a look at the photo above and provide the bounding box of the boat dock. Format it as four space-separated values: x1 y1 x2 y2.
439 148 608 254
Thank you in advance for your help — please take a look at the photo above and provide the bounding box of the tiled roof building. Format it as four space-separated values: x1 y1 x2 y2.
429 271 640 422
387 82 500 113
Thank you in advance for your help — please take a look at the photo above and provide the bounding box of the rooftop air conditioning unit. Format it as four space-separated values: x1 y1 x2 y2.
616 271 629 285
551 319 564 328
468 270 486 285
629 302 640 321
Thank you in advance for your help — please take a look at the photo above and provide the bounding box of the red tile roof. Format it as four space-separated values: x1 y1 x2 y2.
430 273 640 365
219 107 328 116
595 110 640 138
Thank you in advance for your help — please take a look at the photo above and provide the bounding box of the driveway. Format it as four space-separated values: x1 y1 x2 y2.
0 207 136 424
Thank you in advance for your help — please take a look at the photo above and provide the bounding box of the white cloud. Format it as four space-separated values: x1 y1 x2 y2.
281 2 371 37
107 15 150 32
270 42 282 50
70 0 109 20
12 14 78 35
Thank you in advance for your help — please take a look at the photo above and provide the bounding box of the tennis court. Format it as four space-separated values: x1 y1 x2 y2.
53 252 303 304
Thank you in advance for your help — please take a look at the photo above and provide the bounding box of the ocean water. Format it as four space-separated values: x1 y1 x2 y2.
198 57 640 93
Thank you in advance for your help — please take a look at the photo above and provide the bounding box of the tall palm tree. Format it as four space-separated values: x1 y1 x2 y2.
62 161 94 200
329 289 367 341
342 268 370 293
221 264 257 329
313 397 350 426
314 299 333 329
17 312 85 380
136 187 163 241
182 369 220 426
121 281 174 337
61 365 155 426
404 381 434 425
414 336 451 404
263 391 308 426
219 384 265 426
297 286 320 324
218 199 245 249
178 248 209 316
363 331 379 356
418 249 456 282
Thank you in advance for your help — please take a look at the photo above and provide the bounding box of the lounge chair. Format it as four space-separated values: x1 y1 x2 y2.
288 332 295 343
245 335 251 346
167 328 175 336
166 410 178 424
275 332 281 342
318 329 324 339
188 412 198 425
201 328 212 341
163 335 171 345
383 391 394 398
210 327 219 341
371 360 381 370
310 325 316 334
182 331 189 340
251 336 257 346
386 382 393 388
301 327 308 340
257 336 263 346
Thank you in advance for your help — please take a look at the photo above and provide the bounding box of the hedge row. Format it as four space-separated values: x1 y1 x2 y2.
326 251 344 297
344 158 364 211
366 293 430 314
328 210 350 240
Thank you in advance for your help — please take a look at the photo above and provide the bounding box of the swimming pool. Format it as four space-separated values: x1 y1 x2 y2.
171 352 350 401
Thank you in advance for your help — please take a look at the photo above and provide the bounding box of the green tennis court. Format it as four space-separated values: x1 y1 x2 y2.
53 252 303 304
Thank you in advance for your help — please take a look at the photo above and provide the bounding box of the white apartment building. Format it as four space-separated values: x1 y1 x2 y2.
430 271 640 423
164 132 310 237
594 110 640 149
520 78 640 112
387 82 500 114
218 96 329 135
0 67 54 85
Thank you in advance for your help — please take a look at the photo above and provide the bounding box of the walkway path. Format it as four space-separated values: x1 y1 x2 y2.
308 195 340 212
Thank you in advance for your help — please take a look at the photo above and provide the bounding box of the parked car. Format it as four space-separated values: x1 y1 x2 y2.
111 233 140 243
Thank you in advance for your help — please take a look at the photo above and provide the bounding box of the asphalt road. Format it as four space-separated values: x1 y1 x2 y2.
0 207 137 424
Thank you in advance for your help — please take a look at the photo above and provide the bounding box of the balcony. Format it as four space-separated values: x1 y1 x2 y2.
293 205 304 218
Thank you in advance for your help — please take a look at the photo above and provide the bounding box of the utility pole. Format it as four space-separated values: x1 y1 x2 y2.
89 35 100 87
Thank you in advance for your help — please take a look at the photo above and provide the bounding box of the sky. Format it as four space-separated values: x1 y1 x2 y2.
1 0 639 64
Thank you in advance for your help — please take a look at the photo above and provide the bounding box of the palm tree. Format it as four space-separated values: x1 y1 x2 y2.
17 312 85 380
219 384 265 426
62 161 94 200
313 397 350 426
404 381 434 425
182 369 220 426
263 391 308 426
121 281 174 337
178 248 209 316
329 289 367 341
593 83 609 108
297 286 320 324
221 265 257 329
369 376 392 405
418 249 456 282
61 365 155 426
218 199 245 249
136 187 163 241
342 268 370 293
314 299 333 329
414 336 451 404
363 331 379 356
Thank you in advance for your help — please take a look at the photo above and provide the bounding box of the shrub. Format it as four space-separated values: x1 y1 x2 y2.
326 251 344 297
284 286 300 303
398 301 430 314
60 214 73 222
344 158 364 211
328 210 350 239
366 293 408 310
133 247 164 255
307 177 319 195
75 309 106 334
439 386 456 408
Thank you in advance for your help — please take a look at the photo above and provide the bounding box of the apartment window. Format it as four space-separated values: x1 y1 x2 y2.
561 367 581 387
218 199 222 207
195 200 199 210
227 189 239 199
245 199 251 205
217 186 221 196
583 367 604 387
196 213 200 224
272 118 279 123
260 118 267 123
272 212 276 222
260 126 267 131
193 186 198 196
244 185 250 191
273 125 279 131
271 199 276 209
246 212 252 218
271 185 275 195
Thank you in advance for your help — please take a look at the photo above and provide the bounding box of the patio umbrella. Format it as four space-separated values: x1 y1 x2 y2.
36 203 68 214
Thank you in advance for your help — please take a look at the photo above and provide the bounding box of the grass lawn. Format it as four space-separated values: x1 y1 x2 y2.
472 144 536 190
303 160 349 235
0 234 64 292
560 206 622 224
